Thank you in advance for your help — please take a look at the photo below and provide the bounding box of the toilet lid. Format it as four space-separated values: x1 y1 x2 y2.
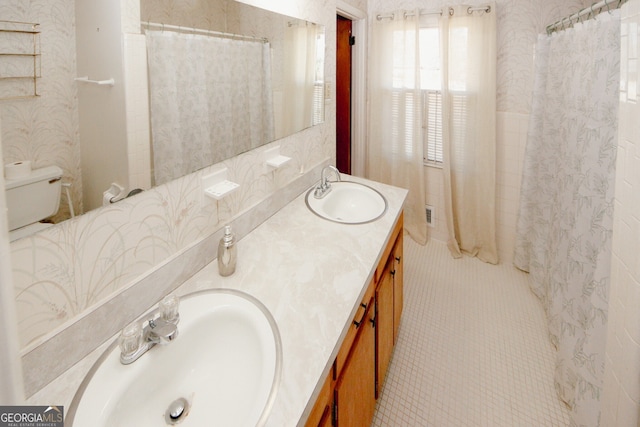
4 165 63 190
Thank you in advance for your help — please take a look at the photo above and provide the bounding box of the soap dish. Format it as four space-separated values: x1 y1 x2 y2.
204 180 239 200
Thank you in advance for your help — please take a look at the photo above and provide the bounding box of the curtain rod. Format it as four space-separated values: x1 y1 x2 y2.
546 0 627 34
142 21 268 43
376 5 491 21
376 9 441 21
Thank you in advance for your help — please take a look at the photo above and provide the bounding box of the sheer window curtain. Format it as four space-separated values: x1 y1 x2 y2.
440 5 498 264
367 10 428 245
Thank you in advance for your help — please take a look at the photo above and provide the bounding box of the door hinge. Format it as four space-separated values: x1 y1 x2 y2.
349 35 355 46
332 400 337 426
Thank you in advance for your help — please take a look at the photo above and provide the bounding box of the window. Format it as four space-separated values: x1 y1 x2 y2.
388 17 445 166
313 30 326 125
419 24 443 166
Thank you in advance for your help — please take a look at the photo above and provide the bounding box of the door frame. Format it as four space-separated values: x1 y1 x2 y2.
336 1 367 177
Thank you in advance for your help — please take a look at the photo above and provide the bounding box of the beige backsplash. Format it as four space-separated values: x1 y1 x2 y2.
19 160 330 397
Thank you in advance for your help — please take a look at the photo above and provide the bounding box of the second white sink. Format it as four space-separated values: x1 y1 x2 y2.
306 181 387 224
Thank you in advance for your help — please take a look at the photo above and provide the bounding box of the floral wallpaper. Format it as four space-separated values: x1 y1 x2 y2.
7 0 335 349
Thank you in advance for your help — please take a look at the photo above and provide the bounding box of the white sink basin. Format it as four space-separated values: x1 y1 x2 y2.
67 289 282 427
306 181 387 224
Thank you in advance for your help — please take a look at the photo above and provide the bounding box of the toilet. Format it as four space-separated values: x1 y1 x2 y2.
4 165 64 241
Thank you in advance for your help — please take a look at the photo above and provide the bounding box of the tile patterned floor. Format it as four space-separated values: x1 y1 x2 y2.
372 238 571 426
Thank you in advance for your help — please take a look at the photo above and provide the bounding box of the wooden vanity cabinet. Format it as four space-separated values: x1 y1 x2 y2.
305 213 404 427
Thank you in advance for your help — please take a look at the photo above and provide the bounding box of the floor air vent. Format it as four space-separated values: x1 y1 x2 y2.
425 205 434 228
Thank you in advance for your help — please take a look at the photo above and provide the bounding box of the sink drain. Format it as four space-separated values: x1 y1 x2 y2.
165 397 190 424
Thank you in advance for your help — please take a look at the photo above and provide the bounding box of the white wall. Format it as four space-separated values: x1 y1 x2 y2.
601 1 640 425
75 0 130 210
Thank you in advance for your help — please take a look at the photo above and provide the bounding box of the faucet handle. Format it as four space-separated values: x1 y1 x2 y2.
119 321 142 358
159 294 180 323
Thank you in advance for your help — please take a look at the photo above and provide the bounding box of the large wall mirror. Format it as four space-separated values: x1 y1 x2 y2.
1 0 325 241
141 0 326 186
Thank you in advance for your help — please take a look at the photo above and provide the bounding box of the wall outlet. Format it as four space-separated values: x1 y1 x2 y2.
324 82 331 100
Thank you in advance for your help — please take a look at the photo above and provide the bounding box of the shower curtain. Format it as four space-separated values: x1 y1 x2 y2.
146 31 274 186
283 22 320 136
513 12 620 427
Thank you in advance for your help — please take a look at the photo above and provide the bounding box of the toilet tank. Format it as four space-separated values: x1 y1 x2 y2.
4 165 63 231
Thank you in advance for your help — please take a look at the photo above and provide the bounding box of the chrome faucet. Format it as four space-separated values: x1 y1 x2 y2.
314 165 341 199
119 295 180 365
146 318 179 345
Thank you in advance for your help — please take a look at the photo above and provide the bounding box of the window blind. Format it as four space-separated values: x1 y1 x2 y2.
424 90 443 164
313 82 324 125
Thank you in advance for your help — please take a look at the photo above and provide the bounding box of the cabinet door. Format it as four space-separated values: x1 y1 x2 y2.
335 297 376 427
305 370 332 427
392 232 404 343
376 260 395 398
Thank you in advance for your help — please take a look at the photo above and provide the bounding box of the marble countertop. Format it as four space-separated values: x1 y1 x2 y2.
29 175 407 426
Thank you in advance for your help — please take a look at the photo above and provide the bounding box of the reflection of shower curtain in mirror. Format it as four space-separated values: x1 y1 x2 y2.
146 31 274 186
283 23 317 135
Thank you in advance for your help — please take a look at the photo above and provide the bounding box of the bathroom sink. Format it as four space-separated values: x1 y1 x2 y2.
67 289 282 427
306 181 388 224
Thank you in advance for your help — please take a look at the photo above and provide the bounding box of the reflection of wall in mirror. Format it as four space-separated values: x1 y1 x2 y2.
76 0 134 212
0 0 82 223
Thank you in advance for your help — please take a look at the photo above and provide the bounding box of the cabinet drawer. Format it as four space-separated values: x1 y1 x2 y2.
335 280 375 377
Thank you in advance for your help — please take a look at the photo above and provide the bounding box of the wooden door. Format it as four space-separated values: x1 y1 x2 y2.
335 296 375 427
336 15 352 174
375 260 394 398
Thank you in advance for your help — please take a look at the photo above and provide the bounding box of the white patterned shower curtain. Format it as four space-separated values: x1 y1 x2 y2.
146 31 274 186
513 12 620 427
